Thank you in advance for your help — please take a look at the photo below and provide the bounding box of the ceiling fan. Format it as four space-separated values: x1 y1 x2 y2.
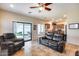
30 3 52 11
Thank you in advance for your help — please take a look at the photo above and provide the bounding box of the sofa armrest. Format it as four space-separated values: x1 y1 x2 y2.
12 38 24 42
1 41 14 49
57 41 65 45
1 41 14 45
42 36 47 39
75 51 79 56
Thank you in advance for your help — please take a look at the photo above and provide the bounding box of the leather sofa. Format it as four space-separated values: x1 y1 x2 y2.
39 32 66 53
0 33 24 56
75 51 79 56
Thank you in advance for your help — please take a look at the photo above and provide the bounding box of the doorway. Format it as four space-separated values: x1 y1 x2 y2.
13 21 32 41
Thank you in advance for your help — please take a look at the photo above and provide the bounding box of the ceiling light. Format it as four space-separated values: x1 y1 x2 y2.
63 14 68 19
39 7 44 11
63 14 67 18
10 4 14 8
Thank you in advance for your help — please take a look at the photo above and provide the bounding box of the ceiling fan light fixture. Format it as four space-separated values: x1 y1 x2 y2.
10 4 14 8
39 7 44 11
30 3 52 11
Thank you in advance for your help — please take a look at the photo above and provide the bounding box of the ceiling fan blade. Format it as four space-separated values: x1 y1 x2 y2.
45 7 51 11
45 3 52 6
30 6 39 8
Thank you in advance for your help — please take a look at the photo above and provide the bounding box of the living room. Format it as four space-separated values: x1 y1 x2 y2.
0 3 79 56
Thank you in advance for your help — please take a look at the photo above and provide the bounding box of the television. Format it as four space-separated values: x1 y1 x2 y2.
69 23 79 29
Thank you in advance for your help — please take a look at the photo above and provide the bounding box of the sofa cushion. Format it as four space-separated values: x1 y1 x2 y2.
53 34 63 41
0 36 5 42
49 41 58 46
3 33 16 39
14 42 22 46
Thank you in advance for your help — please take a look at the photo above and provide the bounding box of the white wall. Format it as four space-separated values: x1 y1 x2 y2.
63 4 79 45
0 10 44 40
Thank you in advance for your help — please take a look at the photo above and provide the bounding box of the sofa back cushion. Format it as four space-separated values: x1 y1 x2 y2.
53 33 63 41
0 36 5 42
3 33 16 41
45 32 54 40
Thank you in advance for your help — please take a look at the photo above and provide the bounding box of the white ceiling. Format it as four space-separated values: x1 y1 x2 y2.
0 3 79 20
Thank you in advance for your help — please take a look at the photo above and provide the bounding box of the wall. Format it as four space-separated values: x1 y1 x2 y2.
0 10 44 40
65 4 79 45
66 15 79 45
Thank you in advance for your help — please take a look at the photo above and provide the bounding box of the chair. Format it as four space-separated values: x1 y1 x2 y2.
0 33 24 55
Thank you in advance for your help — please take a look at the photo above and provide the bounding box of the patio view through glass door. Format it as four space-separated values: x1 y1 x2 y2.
13 22 32 41
24 24 32 41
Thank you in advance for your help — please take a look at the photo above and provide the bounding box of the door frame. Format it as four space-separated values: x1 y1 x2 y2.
12 21 32 41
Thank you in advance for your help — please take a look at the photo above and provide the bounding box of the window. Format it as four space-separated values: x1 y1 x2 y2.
37 24 45 35
13 21 32 41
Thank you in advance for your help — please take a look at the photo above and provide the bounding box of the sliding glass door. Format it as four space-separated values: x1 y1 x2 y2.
14 22 24 38
24 23 32 41
13 22 32 41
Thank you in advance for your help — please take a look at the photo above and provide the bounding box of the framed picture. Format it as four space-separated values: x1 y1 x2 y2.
45 24 50 29
69 23 79 29
33 25 37 30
